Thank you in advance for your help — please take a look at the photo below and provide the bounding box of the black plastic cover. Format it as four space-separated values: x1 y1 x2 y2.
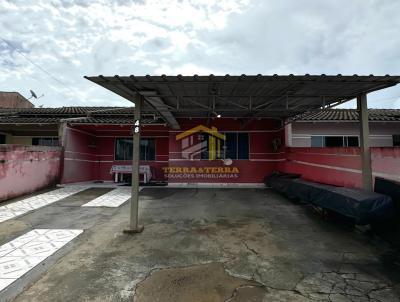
266 173 393 225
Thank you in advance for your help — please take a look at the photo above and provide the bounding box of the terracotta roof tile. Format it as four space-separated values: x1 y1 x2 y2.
300 109 400 121
0 107 162 124
1 107 399 124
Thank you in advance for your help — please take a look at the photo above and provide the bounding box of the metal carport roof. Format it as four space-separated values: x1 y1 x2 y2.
85 74 400 126
84 74 400 232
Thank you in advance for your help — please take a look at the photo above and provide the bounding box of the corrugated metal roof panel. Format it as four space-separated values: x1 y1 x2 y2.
85 74 400 120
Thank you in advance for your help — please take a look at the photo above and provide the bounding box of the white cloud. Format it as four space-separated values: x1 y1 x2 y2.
0 0 399 108
154 62 221 75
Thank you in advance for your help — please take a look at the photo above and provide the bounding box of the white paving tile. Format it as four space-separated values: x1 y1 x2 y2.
36 229 83 242
0 212 15 221
81 187 141 207
0 232 39 257
6 242 58 258
0 229 83 292
0 186 89 224
0 256 42 279
0 279 15 291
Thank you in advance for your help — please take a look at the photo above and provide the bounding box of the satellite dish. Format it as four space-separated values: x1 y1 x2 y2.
222 158 233 166
30 90 37 99
27 90 44 101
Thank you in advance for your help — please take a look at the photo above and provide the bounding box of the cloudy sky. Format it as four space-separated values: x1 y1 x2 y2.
1 0 400 108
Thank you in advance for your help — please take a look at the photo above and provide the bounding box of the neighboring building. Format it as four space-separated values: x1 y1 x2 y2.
0 106 284 184
0 92 34 109
288 109 400 147
0 107 152 146
1 106 399 185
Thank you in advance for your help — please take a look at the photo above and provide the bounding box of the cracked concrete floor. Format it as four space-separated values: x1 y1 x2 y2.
8 188 400 302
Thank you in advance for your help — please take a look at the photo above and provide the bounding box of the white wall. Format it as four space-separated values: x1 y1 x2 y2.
291 121 400 147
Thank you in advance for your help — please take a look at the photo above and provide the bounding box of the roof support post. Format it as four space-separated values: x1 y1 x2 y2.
124 94 144 234
284 120 292 147
58 121 67 148
357 93 373 191
58 121 67 184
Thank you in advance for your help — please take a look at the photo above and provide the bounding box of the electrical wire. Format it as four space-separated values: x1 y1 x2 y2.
2 36 400 108
0 37 79 97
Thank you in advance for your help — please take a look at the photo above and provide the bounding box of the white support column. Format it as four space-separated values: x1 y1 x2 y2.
57 122 67 184
284 121 293 147
357 93 373 191
58 121 67 148
124 95 144 234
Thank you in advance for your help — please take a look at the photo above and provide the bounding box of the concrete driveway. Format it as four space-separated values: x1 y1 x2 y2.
1 187 399 301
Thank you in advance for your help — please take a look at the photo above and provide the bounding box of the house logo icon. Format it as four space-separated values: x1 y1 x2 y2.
176 125 226 160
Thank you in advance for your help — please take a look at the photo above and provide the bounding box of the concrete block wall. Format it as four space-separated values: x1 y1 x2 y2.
0 145 61 202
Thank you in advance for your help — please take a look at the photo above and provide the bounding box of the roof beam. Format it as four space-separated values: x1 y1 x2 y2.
215 95 248 110
85 75 400 121
185 97 213 111
94 77 400 85
111 76 179 129
97 76 176 128
140 91 180 130
99 94 359 99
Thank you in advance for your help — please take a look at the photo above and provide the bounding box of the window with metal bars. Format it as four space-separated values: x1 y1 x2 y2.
32 137 59 146
393 135 400 147
115 138 155 161
311 136 359 147
200 132 249 160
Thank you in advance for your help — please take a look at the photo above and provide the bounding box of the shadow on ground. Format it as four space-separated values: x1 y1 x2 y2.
9 188 400 302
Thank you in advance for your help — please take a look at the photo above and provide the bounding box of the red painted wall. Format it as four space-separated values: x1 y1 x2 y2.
94 128 170 182
61 127 97 183
60 124 171 183
0 145 61 202
60 121 400 187
167 118 284 183
277 147 400 188
61 118 285 184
